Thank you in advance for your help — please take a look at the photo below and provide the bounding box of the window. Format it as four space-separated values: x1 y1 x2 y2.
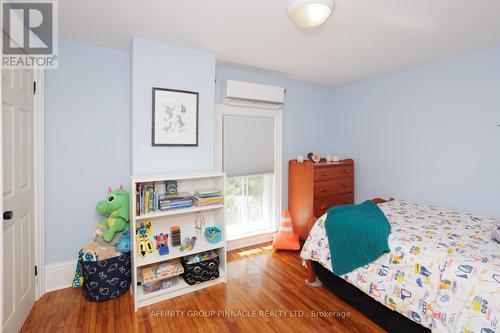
215 104 282 239
226 174 274 237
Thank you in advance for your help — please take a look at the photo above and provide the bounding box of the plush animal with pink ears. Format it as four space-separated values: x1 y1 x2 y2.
95 185 130 242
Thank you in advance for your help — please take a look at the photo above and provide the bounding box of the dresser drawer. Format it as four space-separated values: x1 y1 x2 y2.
313 193 354 218
314 179 354 198
315 166 353 181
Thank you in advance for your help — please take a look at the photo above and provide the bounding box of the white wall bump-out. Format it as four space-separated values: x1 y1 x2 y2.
130 38 216 175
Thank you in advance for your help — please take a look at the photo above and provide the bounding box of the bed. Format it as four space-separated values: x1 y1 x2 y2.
300 199 500 333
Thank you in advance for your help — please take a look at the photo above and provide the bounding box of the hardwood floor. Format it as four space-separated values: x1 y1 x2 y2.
21 243 386 333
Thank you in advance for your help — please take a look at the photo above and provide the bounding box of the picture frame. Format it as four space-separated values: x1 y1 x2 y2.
152 87 199 146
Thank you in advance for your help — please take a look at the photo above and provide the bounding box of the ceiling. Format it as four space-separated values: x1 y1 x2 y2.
59 0 500 85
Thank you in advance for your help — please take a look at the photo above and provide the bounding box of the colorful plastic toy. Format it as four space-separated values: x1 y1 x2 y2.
154 233 169 255
166 180 178 194
136 221 154 256
180 236 196 252
205 227 222 244
96 185 130 242
170 225 181 247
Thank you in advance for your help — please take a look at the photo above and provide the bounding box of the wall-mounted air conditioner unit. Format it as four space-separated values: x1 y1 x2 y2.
222 80 285 110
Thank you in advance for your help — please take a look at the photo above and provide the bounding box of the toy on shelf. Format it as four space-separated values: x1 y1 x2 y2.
166 180 178 194
96 185 130 242
194 213 206 238
140 260 184 294
139 260 184 284
180 236 197 252
184 250 218 265
205 226 222 244
136 221 154 256
170 226 181 247
154 233 169 255
142 276 179 294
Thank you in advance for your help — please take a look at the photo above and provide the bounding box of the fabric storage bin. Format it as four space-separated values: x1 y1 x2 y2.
181 251 220 285
81 252 131 302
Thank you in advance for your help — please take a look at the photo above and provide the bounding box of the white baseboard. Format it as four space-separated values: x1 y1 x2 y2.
227 231 274 251
45 260 76 293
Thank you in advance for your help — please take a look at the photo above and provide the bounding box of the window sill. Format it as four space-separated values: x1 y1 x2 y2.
226 228 277 251
227 228 277 242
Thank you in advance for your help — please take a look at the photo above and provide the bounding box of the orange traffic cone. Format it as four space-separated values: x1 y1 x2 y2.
272 210 300 250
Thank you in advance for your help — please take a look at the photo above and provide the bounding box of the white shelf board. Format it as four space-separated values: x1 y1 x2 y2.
136 203 224 221
136 275 226 308
131 171 225 183
136 242 225 267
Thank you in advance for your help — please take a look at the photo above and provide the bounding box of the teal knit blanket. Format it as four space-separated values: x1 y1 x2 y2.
325 200 391 275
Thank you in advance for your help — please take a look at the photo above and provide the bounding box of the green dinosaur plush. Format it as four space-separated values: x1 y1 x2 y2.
96 185 130 242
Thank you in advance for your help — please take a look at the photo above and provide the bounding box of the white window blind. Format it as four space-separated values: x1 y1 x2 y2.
223 114 275 177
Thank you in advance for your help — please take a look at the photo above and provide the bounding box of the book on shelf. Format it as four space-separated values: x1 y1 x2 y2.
194 195 223 206
136 183 223 216
193 189 223 206
158 192 193 211
194 190 222 198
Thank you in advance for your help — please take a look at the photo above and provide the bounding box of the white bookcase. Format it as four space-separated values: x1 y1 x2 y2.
130 171 227 310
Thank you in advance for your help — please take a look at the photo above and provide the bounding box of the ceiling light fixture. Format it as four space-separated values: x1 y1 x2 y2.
288 0 334 29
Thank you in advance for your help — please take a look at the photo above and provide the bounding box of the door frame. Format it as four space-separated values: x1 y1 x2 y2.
1 29 3 325
33 69 45 300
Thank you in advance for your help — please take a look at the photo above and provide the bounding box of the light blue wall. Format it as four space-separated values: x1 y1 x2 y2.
45 39 130 263
330 46 500 218
46 37 500 265
215 66 333 207
45 38 335 264
131 38 216 174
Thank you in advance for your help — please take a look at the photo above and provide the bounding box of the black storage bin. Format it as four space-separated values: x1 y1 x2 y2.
181 253 220 285
81 252 131 302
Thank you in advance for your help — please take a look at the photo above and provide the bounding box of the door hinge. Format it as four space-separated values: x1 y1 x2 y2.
34 265 38 276
33 81 36 95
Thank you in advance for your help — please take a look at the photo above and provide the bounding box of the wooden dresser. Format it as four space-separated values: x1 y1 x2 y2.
288 159 354 240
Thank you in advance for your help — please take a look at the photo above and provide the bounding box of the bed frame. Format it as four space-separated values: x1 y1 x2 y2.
303 197 429 333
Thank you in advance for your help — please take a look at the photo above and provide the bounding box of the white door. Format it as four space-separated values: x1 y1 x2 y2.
2 68 36 333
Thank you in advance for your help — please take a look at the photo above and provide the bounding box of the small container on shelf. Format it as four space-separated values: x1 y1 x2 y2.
142 276 179 294
139 259 184 284
205 226 222 244
181 250 220 285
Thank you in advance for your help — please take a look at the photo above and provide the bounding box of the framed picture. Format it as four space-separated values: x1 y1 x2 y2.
152 87 199 146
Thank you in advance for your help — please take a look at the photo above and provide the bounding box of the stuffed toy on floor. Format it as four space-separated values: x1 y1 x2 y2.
96 185 130 242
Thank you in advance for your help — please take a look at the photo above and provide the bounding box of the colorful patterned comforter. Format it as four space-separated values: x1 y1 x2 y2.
300 200 500 333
